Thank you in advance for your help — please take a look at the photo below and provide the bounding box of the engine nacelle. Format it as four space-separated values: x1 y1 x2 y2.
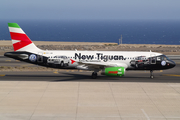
101 67 125 77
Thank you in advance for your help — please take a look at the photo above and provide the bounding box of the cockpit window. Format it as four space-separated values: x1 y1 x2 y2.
166 56 170 60
162 55 169 61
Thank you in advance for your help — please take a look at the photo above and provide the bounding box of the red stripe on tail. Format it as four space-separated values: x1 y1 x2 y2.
10 32 32 51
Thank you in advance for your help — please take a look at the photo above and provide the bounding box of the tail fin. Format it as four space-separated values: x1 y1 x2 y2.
8 23 40 52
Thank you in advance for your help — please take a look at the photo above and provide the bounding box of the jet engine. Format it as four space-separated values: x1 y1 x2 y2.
101 67 125 76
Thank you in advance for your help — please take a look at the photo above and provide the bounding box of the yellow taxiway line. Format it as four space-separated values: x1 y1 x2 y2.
5 60 11 62
0 74 5 77
163 74 180 77
53 71 58 74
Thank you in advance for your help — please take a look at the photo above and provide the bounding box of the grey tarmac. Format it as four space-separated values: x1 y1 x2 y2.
0 64 180 120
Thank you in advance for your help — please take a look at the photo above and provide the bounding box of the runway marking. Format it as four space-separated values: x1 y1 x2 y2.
163 74 180 77
141 109 150 120
0 74 5 77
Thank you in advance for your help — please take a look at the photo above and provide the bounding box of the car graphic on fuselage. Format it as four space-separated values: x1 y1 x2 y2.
47 55 69 67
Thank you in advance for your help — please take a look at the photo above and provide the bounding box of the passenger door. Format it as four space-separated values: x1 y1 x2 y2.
150 54 156 64
37 52 43 63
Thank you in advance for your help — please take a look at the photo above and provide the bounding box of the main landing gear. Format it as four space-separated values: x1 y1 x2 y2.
91 72 97 79
150 70 154 79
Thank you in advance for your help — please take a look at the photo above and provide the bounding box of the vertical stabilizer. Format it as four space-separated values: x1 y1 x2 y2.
8 23 40 52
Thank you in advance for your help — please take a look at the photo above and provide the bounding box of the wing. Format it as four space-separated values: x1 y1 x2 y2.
76 61 128 71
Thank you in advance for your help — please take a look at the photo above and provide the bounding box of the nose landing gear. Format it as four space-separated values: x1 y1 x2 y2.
150 70 154 79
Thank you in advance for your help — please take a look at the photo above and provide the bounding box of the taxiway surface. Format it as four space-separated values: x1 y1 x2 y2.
0 64 180 120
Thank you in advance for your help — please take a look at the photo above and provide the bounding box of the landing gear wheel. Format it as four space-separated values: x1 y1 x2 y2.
92 72 97 79
150 75 154 79
150 70 154 79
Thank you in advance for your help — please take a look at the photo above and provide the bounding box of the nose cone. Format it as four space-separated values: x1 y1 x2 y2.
168 60 176 68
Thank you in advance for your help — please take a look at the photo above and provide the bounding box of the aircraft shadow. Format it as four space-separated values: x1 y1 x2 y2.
1 72 179 83
51 72 180 83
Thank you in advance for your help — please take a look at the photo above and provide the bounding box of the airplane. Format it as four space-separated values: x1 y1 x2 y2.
4 23 176 79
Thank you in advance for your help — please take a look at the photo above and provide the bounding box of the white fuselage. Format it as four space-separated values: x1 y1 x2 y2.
37 50 162 69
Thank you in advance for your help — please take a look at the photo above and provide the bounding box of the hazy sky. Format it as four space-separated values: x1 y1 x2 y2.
1 0 180 20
